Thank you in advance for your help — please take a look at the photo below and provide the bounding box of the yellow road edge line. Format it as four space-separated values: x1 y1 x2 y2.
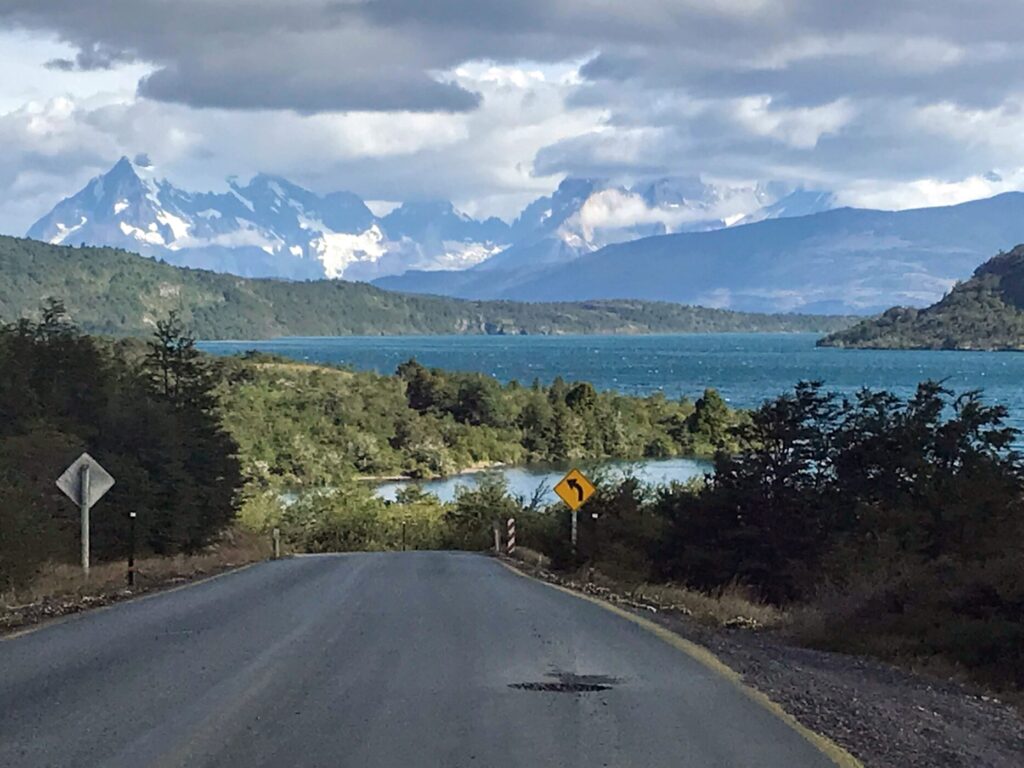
1 560 264 642
498 559 864 768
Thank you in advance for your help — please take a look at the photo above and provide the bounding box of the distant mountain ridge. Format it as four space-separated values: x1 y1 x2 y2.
0 235 858 339
26 159 833 282
384 177 833 287
27 157 512 281
819 246 1024 350
376 192 1024 315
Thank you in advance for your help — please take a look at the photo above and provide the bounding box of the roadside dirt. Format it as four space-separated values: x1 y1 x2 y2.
654 612 1024 768
504 557 1024 768
1 533 271 636
0 562 252 636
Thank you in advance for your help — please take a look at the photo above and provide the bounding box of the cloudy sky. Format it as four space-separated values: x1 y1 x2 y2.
2 0 1024 232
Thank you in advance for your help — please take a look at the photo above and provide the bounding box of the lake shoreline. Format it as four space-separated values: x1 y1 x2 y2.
206 333 1024 440
372 456 715 504
356 460 507 483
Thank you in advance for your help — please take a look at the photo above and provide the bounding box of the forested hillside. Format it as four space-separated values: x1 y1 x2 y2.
0 236 855 339
819 245 1024 350
0 303 241 588
216 353 739 531
4 304 1023 696
517 380 1024 691
0 306 739 588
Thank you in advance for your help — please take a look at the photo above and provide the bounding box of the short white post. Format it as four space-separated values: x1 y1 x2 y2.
494 523 501 555
272 527 281 560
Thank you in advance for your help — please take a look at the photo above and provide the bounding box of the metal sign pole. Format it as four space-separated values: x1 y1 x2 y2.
57 453 115 581
554 469 595 564
571 508 578 556
80 464 91 577
128 511 137 586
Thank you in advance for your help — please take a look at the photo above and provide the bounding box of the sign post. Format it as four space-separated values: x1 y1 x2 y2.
56 453 116 578
80 463 90 575
554 468 596 559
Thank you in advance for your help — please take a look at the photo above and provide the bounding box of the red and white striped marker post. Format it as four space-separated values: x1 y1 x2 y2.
507 517 516 555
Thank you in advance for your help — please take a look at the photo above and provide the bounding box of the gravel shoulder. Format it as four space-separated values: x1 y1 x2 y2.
1 554 266 636
652 611 1024 768
506 557 1024 768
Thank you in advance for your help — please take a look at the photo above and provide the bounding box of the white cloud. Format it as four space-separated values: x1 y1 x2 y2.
5 3 1024 236
838 170 1024 211
731 96 855 149
0 57 606 231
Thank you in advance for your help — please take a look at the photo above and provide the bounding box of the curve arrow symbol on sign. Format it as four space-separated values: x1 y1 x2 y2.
567 478 585 503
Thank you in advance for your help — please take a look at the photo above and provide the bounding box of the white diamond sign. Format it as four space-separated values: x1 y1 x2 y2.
56 452 115 507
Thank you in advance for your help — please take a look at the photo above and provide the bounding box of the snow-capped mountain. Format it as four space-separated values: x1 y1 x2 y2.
366 201 510 279
376 192 1024 313
26 157 836 284
736 189 837 226
446 176 835 278
27 157 511 281
474 177 604 273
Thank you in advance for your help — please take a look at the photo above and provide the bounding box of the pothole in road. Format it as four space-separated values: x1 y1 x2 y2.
508 672 620 693
509 682 611 693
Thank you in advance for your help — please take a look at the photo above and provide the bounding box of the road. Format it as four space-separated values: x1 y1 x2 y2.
0 552 846 767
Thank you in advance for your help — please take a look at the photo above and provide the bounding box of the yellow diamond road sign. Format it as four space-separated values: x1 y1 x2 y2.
554 468 596 511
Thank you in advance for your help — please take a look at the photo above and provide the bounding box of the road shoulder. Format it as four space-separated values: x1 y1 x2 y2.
1 559 264 640
498 557 1024 768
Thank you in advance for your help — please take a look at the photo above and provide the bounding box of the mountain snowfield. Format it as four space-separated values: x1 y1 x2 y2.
26 157 832 282
27 157 509 281
28 157 1024 314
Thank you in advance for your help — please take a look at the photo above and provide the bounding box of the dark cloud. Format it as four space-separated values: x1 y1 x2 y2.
43 57 74 71
138 63 480 113
6 0 1024 116
4 1 486 112
44 41 134 72
6 0 1024 220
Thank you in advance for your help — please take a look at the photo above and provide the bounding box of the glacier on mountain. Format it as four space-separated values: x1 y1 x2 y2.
26 157 834 282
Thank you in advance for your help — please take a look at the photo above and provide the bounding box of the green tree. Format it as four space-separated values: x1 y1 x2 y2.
688 388 731 448
145 311 216 411
0 306 244 585
445 474 521 550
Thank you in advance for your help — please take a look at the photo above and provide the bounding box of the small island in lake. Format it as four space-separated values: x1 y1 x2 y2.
818 245 1024 351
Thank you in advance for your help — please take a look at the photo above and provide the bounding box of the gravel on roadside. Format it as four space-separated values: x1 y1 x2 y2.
504 557 1024 768
0 561 258 636
653 610 1024 768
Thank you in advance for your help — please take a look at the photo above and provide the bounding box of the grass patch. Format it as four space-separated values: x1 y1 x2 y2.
510 546 552 570
631 582 786 629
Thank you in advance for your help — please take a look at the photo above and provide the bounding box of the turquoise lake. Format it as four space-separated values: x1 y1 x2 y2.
200 332 1024 434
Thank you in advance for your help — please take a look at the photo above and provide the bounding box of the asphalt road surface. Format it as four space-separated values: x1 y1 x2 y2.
0 552 846 767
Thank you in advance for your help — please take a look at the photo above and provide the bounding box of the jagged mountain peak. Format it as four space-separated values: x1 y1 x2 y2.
26 158 843 288
634 176 711 207
26 157 509 281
